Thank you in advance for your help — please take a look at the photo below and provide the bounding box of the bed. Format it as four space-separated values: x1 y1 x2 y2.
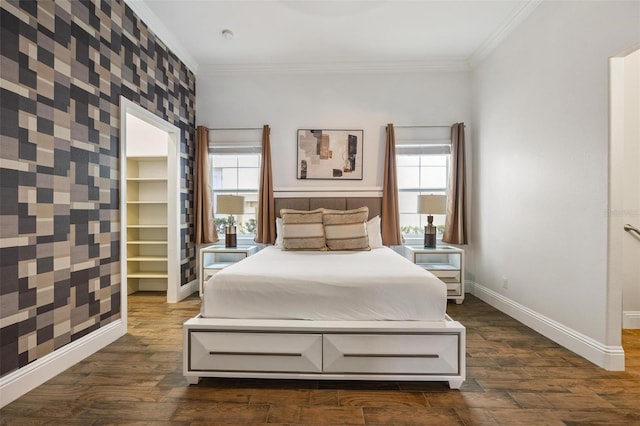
183 197 466 389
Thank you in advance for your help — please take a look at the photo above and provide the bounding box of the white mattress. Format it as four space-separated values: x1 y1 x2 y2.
202 246 447 321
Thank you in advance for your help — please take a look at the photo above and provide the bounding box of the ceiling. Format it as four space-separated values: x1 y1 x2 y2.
126 0 541 73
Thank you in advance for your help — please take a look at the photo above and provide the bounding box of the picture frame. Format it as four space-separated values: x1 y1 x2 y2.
296 129 363 180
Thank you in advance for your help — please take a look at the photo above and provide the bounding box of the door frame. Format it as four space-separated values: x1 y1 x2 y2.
607 44 640 361
119 97 182 315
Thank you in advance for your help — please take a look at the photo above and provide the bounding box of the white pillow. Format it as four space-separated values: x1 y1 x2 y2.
366 215 383 249
275 217 283 247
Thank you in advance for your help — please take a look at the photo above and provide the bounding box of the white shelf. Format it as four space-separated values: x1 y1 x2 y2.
127 240 167 244
128 272 168 279
128 256 169 262
204 262 234 270
126 200 167 204
127 177 167 182
415 263 459 270
127 224 168 229
128 155 167 160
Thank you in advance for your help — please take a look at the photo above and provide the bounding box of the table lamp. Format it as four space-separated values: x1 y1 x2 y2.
216 194 244 247
418 194 447 248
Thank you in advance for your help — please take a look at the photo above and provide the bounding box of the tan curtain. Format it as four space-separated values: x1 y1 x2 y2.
443 122 468 245
381 123 403 245
255 125 276 244
194 125 218 244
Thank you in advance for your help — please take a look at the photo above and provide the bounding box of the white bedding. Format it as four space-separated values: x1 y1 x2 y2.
201 246 447 321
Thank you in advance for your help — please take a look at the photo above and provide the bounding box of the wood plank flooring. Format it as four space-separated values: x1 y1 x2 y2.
2 293 639 425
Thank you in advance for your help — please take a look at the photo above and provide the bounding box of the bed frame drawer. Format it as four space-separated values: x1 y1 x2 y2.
323 334 459 375
189 332 322 373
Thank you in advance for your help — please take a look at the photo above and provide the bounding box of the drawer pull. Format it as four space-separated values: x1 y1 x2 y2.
209 351 302 357
343 353 439 359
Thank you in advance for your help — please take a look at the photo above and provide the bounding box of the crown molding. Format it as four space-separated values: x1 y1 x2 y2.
124 0 542 76
124 0 198 74
198 60 470 76
468 0 544 68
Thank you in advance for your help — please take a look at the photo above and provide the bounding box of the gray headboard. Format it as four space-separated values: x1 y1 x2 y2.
274 197 382 220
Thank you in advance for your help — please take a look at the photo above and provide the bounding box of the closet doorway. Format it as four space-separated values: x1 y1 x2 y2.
609 45 640 371
119 98 182 318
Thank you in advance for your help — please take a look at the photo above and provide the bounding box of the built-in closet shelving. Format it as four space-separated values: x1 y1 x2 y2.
125 156 172 292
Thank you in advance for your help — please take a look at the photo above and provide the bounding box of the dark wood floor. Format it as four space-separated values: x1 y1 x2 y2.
2 293 639 425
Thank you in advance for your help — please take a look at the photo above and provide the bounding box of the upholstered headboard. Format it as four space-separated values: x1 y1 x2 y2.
274 197 382 220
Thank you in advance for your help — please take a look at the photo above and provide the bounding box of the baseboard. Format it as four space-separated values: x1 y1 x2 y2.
623 311 640 329
0 320 125 408
179 279 198 301
469 282 625 371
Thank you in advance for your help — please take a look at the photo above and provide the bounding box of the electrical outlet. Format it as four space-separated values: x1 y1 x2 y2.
502 277 509 289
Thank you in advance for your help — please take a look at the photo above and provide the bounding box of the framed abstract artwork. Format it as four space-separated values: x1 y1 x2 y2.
296 129 363 180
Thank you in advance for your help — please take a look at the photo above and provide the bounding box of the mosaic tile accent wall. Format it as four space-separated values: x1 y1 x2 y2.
0 0 197 377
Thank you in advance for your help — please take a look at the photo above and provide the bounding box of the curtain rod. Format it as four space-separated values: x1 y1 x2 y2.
208 127 264 131
395 124 465 128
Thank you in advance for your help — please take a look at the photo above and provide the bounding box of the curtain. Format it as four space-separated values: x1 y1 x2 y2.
194 126 218 244
381 123 403 245
443 122 468 245
255 125 276 244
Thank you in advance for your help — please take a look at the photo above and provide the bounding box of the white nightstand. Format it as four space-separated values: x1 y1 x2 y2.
199 245 258 296
405 245 465 304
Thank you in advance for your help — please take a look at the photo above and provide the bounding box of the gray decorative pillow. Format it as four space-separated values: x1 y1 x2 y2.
280 208 327 251
322 206 370 251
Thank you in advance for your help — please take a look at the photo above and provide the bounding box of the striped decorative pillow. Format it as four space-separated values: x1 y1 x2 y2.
280 208 327 250
322 207 370 251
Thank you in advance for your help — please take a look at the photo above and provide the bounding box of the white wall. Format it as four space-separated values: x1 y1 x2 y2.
125 113 169 157
196 69 471 191
470 0 639 353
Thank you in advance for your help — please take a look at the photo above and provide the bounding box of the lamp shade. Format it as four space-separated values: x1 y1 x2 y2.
216 194 245 215
418 194 447 215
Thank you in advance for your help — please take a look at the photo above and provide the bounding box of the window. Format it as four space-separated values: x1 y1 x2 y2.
395 127 451 240
209 129 262 238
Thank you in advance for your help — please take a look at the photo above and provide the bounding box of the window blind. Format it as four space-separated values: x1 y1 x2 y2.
208 128 262 155
394 126 451 155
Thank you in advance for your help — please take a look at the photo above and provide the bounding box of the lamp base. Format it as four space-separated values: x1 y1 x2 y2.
424 233 436 248
225 225 237 248
424 223 436 248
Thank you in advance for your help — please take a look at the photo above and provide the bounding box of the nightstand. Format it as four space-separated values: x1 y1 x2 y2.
199 245 258 296
405 245 465 304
